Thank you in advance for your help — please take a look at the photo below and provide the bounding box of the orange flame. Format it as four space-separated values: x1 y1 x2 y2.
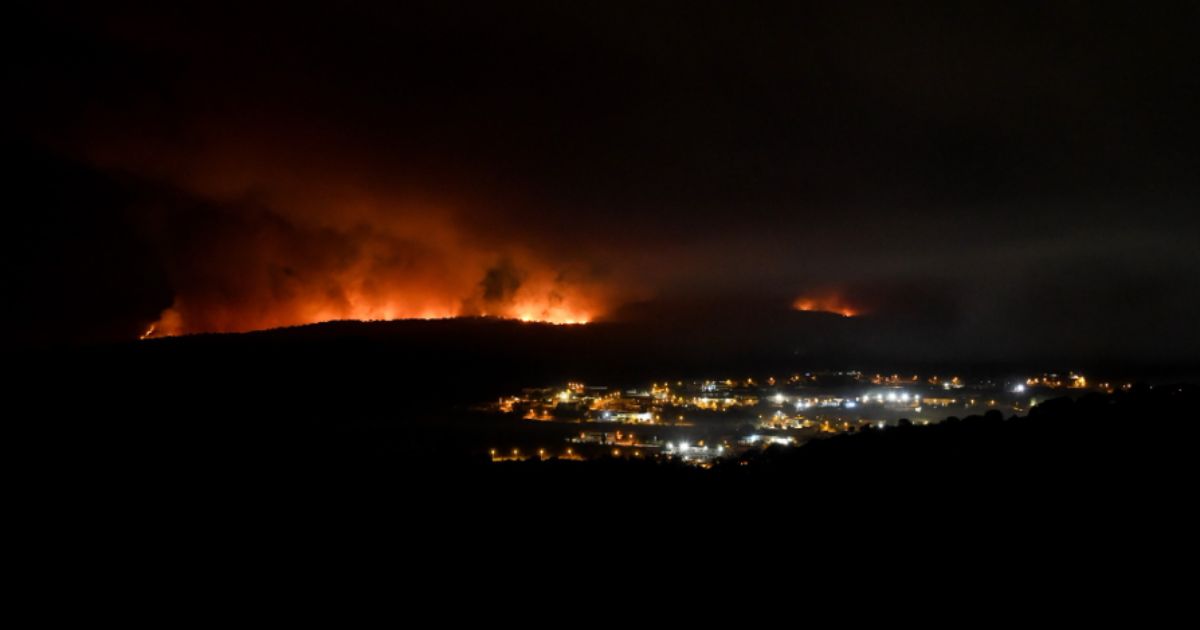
140 264 601 338
792 293 860 318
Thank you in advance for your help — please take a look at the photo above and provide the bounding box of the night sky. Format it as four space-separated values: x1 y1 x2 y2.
12 2 1200 363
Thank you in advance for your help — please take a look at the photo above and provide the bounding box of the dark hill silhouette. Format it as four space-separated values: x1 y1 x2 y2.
17 313 1195 511
12 312 1193 537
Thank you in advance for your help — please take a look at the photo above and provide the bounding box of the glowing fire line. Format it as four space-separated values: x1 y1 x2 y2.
138 313 590 340
792 294 860 318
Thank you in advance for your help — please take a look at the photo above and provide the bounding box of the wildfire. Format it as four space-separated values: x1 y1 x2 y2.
509 303 592 325
792 293 860 318
139 291 596 339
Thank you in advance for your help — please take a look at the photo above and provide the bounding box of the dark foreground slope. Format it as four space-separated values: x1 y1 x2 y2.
17 316 1196 519
12 316 1196 550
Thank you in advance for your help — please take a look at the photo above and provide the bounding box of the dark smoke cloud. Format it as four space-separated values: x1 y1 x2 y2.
478 258 526 304
10 2 1200 362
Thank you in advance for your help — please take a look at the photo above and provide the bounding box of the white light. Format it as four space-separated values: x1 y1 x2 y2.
774 393 785 404
678 441 688 451
845 401 857 409
900 393 910 402
1013 384 1026 393
886 392 898 402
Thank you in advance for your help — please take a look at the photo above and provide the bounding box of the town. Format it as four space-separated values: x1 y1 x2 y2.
483 371 1120 465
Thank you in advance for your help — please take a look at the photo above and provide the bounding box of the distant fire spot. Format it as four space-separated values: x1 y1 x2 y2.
792 294 860 318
